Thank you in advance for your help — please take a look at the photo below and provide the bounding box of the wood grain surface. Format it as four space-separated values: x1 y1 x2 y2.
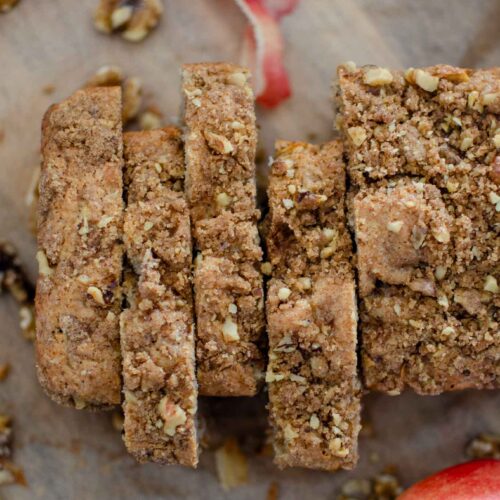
0 1 499 499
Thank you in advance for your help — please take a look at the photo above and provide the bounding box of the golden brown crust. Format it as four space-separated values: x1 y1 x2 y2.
264 140 361 471
336 64 500 395
182 63 265 396
121 129 198 466
36 87 124 409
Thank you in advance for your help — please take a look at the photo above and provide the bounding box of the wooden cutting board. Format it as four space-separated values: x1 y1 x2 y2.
1 1 499 498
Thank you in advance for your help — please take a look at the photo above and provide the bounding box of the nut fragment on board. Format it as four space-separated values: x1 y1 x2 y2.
0 0 19 14
466 433 500 460
85 66 143 124
267 482 279 500
0 415 12 459
0 414 22 486
25 164 40 235
215 438 248 491
93 0 163 42
111 411 124 432
138 107 163 130
0 241 36 341
337 468 403 500
0 364 10 382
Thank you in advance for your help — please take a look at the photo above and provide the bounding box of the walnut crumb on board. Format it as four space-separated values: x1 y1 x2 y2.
85 66 164 131
215 438 248 491
337 469 403 500
85 66 143 124
0 415 24 487
93 0 163 42
0 364 10 382
42 84 55 95
0 241 35 341
0 0 19 13
111 411 124 432
267 482 279 500
466 433 500 459
138 107 163 130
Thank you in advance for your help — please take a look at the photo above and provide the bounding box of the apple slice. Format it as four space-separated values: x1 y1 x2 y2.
400 459 500 500
235 0 298 108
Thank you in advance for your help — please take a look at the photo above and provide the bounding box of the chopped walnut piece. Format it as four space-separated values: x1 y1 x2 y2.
93 0 163 42
340 61 357 73
226 72 247 87
215 438 248 491
0 415 11 452
19 304 35 340
87 286 106 305
372 473 404 499
0 364 9 382
122 77 143 122
261 262 272 275
0 468 15 486
337 469 403 500
158 397 187 437
111 411 124 432
85 65 124 86
205 131 234 155
460 136 473 151
277 287 291 301
411 69 439 92
221 316 240 342
466 433 500 460
138 107 163 130
0 0 19 13
85 66 143 124
267 482 280 500
387 220 403 233
348 126 367 147
1 241 36 341
339 478 371 497
363 67 393 86
482 93 498 106
484 275 499 293
0 415 13 483
216 192 232 208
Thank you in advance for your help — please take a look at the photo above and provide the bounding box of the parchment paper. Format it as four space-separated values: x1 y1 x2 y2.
0 1 499 498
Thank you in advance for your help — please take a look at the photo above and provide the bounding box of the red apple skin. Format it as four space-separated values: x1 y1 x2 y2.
399 460 500 500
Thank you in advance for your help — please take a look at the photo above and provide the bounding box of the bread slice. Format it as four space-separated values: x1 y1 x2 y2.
336 63 500 394
121 128 198 466
36 86 124 409
182 63 265 396
264 140 361 470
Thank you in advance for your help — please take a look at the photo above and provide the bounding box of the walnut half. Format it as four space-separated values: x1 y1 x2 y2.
93 0 163 42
